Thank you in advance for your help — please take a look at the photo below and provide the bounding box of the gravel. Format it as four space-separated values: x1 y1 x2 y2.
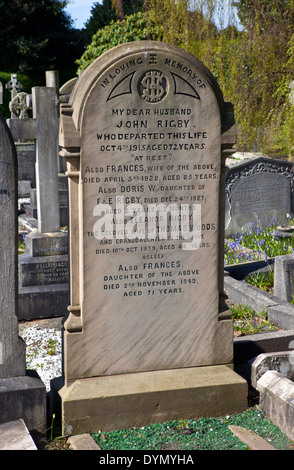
20 321 62 392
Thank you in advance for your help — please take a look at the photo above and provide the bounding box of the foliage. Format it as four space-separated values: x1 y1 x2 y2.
224 218 294 265
245 266 274 292
230 303 277 335
0 0 84 83
228 0 294 154
83 0 145 43
0 71 33 119
76 11 164 70
77 0 294 154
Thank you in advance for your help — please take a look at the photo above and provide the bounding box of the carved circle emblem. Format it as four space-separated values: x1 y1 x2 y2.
138 70 168 103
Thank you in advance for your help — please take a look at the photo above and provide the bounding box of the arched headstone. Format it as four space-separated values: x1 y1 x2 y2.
57 41 247 434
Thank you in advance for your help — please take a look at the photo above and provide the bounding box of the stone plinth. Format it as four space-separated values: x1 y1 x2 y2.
56 365 247 435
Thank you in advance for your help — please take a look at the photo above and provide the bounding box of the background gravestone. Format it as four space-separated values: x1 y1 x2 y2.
0 114 46 442
56 41 247 434
225 156 294 236
7 82 69 320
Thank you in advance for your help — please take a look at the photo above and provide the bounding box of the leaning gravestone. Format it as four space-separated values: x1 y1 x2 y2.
225 156 294 236
56 41 247 434
0 114 46 442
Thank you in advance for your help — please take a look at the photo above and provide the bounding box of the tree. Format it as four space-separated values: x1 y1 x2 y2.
83 0 145 43
0 0 84 83
77 0 294 155
77 11 163 71
228 0 294 153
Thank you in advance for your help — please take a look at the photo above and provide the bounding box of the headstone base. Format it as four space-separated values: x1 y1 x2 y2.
18 231 69 320
0 370 46 445
18 284 69 320
54 365 248 436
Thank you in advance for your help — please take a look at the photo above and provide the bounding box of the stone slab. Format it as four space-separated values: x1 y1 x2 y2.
234 330 294 365
18 284 69 320
68 434 101 450
254 369 294 442
58 365 248 435
267 302 294 330
228 425 276 450
0 419 37 450
0 371 46 443
224 275 278 312
24 231 68 257
251 351 294 389
19 254 68 287
273 254 294 302
224 274 294 330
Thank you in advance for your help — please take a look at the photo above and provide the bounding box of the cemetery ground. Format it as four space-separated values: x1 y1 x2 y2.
18 218 294 450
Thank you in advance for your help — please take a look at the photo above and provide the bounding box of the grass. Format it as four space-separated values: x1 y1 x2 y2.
245 265 274 293
18 239 26 254
91 406 293 450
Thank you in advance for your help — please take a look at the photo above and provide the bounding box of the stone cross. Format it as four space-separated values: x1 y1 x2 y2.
6 74 23 117
9 92 32 118
7 86 60 233
5 73 23 98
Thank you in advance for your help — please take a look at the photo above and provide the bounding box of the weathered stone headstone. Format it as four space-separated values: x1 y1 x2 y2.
0 114 46 441
225 156 294 236
56 41 247 434
7 85 69 320
274 254 294 302
0 115 26 377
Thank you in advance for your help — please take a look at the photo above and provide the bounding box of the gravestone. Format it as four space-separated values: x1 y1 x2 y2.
56 41 247 434
16 142 35 186
225 156 294 236
0 114 46 442
274 254 294 302
7 85 69 320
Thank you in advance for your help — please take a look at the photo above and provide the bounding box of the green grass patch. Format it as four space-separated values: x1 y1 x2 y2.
91 406 293 450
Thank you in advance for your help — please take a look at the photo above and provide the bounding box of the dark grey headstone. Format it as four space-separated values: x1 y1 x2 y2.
0 114 47 441
225 157 294 236
0 114 26 378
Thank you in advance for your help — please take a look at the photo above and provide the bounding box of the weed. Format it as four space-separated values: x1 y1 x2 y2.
230 304 277 336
